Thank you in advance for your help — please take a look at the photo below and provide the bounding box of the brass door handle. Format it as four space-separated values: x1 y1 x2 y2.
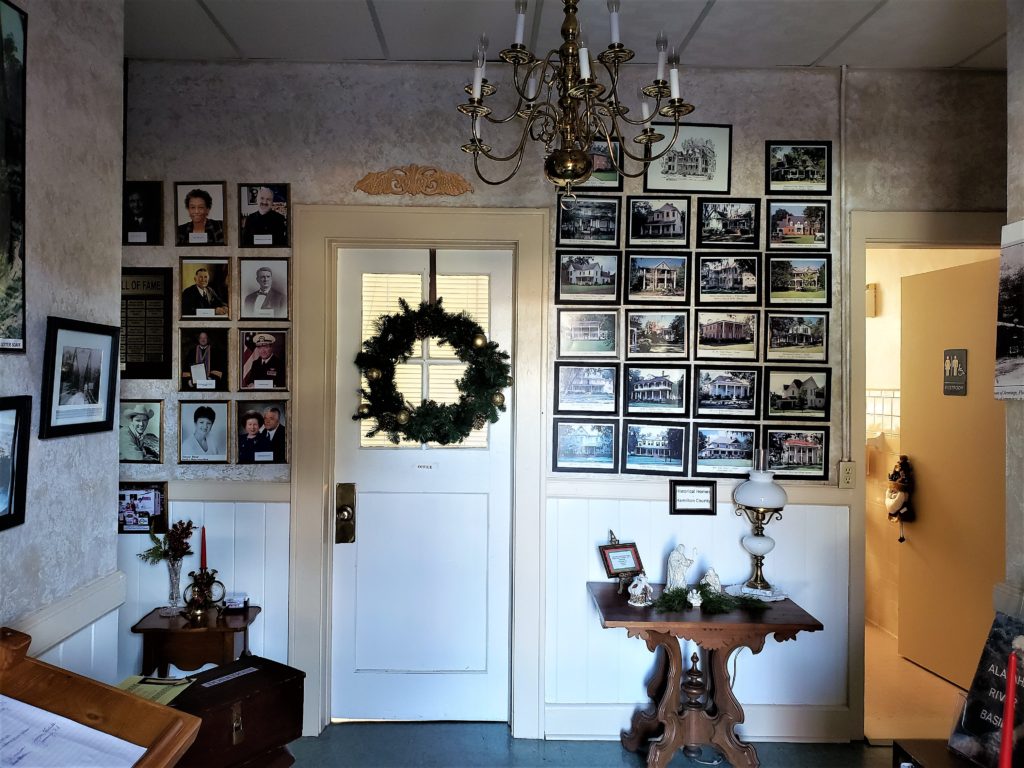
335 483 356 543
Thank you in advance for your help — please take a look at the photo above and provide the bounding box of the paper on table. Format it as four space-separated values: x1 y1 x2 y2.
117 675 194 706
0 694 146 767
191 363 208 382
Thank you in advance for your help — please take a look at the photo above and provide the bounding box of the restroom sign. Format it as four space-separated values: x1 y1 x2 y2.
943 348 967 396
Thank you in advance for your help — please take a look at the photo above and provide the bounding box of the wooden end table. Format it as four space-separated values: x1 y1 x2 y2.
131 606 261 677
588 581 824 768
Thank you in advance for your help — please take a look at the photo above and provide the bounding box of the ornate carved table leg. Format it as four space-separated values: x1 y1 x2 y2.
706 644 760 768
621 630 687 768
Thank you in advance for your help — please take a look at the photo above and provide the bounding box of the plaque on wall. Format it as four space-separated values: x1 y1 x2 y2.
120 267 172 379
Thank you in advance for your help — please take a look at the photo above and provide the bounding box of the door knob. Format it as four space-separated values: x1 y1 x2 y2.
335 483 356 543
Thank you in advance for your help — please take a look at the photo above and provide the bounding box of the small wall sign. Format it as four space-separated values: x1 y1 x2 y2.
943 348 967 396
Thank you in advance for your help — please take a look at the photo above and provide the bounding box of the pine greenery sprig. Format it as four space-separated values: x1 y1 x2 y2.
137 520 195 564
653 584 771 615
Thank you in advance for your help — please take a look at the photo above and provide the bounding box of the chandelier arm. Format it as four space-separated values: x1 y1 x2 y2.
475 115 538 164
472 146 530 186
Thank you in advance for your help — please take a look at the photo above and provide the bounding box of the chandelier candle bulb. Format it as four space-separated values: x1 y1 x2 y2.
471 52 483 100
607 0 620 44
656 31 668 81
514 0 527 46
669 48 680 99
641 98 651 121
578 45 591 80
527 73 539 101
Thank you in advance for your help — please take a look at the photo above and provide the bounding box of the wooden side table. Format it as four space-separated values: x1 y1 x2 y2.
131 606 261 677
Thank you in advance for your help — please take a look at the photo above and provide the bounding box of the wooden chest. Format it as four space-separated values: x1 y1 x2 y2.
170 655 305 768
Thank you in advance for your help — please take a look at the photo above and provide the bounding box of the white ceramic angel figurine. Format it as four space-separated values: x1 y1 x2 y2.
700 567 723 594
628 571 653 607
666 544 695 591
687 588 703 608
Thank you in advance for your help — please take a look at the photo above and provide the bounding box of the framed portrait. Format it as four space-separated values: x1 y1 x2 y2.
694 365 759 419
120 267 172 380
555 251 620 304
767 200 830 251
179 328 228 392
557 309 618 358
118 481 168 535
696 197 760 250
552 418 618 473
174 181 227 246
624 251 689 304
122 180 163 246
622 420 688 476
644 123 732 194
555 195 620 249
625 310 688 359
238 183 290 248
0 0 26 353
669 479 717 516
624 364 688 417
765 141 832 196
240 329 288 391
239 257 290 319
118 400 162 463
766 254 832 307
553 362 619 416
0 395 30 532
763 426 829 481
694 310 759 361
236 400 288 464
626 196 689 248
576 139 623 191
180 257 230 319
598 541 643 578
764 366 832 421
765 311 829 363
692 423 756 478
38 316 119 439
179 400 229 463
695 253 761 305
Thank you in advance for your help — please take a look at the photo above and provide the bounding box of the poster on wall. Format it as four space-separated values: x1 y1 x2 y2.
995 221 1024 400
120 267 172 379
0 0 26 353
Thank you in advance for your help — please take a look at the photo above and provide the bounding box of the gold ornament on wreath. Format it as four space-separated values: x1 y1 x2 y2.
353 298 512 445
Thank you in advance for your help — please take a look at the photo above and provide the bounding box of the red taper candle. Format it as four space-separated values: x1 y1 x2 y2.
999 649 1017 768
200 525 207 570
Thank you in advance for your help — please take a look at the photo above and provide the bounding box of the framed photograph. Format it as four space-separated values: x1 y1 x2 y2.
120 267 172 380
236 400 288 464
174 181 227 246
694 365 759 419
695 253 760 305
118 481 168 534
996 234 1024 399
766 254 832 307
0 395 30 532
765 311 829 363
695 310 759 361
38 316 119 439
576 139 622 192
767 200 830 251
554 362 619 416
240 329 288 390
557 309 618 358
765 141 832 196
239 257 289 319
622 420 688 476
626 310 688 359
764 426 829 481
118 400 162 463
180 257 230 319
555 195 620 249
669 479 717 516
644 123 732 194
179 400 229 463
0 0 26 353
692 424 756 478
180 328 229 391
624 364 688 417
598 540 643 578
552 418 618 473
764 366 832 421
555 251 620 304
696 198 760 250
123 180 163 246
624 251 689 304
238 183 290 247
626 196 689 247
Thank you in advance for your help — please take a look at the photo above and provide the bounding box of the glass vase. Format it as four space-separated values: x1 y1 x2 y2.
158 558 184 617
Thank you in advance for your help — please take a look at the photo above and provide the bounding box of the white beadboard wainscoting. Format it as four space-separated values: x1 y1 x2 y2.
36 609 121 685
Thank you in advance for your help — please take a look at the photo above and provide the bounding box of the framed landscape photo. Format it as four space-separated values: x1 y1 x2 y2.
765 141 832 196
765 311 829 363
123 180 163 246
179 400 229 463
0 395 30 532
118 400 162 463
180 257 230 319
174 181 227 246
238 183 290 247
180 328 229 392
624 364 688 417
239 257 289 319
692 424 756 478
557 309 618 358
38 316 119 439
695 310 759 361
766 254 831 307
624 251 689 304
576 139 623 192
767 200 830 251
764 426 829 481
764 366 832 421
556 195 620 249
118 481 168 534
0 0 26 353
670 479 717 516
552 418 618 474
695 253 760 305
555 251 620 304
696 198 760 249
644 123 732 194
626 196 689 247
693 365 759 419
598 540 643 578
240 329 288 390
554 362 619 416
622 420 688 476
236 400 288 464
626 310 688 359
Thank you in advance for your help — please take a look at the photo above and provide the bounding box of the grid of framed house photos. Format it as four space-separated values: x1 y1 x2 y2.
552 135 834 482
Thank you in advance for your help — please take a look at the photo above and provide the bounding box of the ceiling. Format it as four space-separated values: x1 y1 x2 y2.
125 0 1007 71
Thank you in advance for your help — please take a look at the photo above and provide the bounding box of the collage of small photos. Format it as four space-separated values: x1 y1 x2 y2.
552 126 834 485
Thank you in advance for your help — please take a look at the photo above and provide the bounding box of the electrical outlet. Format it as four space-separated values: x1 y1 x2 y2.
838 460 857 489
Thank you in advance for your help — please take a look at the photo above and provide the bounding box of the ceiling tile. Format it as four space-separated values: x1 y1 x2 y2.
372 0 516 61
959 35 1007 69
126 0 238 60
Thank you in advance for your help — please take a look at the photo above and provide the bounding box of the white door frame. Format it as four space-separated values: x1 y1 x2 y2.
290 205 549 738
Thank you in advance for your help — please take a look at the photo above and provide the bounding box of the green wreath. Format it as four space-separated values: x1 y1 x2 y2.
353 298 512 445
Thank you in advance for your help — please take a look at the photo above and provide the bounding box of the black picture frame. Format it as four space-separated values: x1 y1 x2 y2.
552 418 618 474
118 481 168 534
556 309 619 358
694 309 760 362
239 257 290 319
669 479 717 516
644 123 732 194
693 365 760 419
120 266 172 380
555 250 621 305
0 0 27 354
598 541 643 578
692 422 757 478
118 400 163 463
623 250 690 305
623 363 689 418
765 310 829 363
766 199 831 252
238 182 290 248
625 195 689 248
553 362 619 416
625 309 689 360
555 195 621 249
763 425 830 481
695 252 761 306
764 141 832 196
696 197 761 250
122 180 163 246
764 366 832 422
38 316 119 439
0 395 30 532
766 253 833 308
575 139 623 192
622 419 688 476
174 181 228 246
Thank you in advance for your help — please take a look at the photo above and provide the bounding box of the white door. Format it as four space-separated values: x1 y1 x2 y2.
331 247 513 721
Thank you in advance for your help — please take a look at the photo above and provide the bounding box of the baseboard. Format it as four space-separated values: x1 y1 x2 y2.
993 582 1024 617
10 571 126 656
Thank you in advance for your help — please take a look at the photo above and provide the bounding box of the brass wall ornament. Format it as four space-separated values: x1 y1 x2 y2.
354 164 473 197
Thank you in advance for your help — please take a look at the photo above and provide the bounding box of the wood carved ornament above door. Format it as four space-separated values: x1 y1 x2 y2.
354 165 473 196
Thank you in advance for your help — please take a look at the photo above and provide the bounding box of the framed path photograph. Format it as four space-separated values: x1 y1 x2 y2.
692 424 756 478
644 123 732 194
238 183 290 247
554 362 619 416
995 228 1024 399
179 400 229 463
622 420 688 476
555 251 620 304
623 364 688 417
767 200 830 251
696 198 760 250
576 139 622 192
626 196 689 248
552 418 618 474
695 310 759 361
764 426 829 480
118 400 162 463
556 195 620 249
0 0 26 353
0 395 30 532
695 253 760 305
626 310 688 359
174 181 227 246
765 311 829 363
766 254 831 307
765 141 832 196
764 366 832 421
557 309 618 358
624 251 689 304
693 365 759 419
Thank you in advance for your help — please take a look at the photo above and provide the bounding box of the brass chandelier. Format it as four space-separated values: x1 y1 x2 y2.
458 0 696 192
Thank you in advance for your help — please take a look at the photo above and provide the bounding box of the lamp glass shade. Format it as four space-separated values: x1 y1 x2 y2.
733 469 787 509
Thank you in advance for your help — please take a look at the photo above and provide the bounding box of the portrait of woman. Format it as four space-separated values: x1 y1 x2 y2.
179 401 228 463
175 182 226 246
238 409 273 464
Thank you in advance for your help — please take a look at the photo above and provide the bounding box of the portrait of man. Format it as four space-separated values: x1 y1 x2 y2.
240 330 287 390
239 183 289 247
234 400 287 464
122 180 162 246
240 259 288 319
180 259 230 319
174 182 226 246
180 328 228 391
118 401 161 463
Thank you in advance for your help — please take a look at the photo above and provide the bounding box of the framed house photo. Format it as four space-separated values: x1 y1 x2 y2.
696 197 760 250
180 327 229 392
765 141 832 196
624 364 688 418
598 540 643 578
766 254 832 307
625 310 688 359
693 365 759 419
624 251 689 304
555 251 620 304
236 400 288 464
123 180 163 246
622 420 688 476
669 479 717 516
694 310 759 361
557 309 618 358
120 266 172 380
553 362 619 416
626 196 689 248
764 426 829 481
118 481 168 534
556 195 620 249
238 183 290 247
240 329 288 390
765 311 829 363
692 423 756 478
766 200 830 251
239 257 289 319
764 366 832 421
118 400 162 463
180 257 231 319
174 181 227 246
695 252 760 305
552 418 618 473
0 0 26 354
644 123 732 194
0 395 30 532
576 139 623 192
179 400 230 463
38 316 119 439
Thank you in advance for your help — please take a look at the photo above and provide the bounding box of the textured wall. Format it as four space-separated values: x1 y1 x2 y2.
0 0 124 625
